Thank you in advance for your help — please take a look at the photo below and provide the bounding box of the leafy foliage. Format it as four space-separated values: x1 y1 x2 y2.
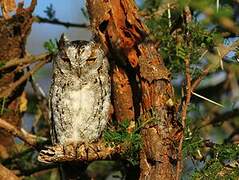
143 0 239 179
44 4 56 20
43 39 58 54
103 120 142 165
145 11 224 79
191 143 239 179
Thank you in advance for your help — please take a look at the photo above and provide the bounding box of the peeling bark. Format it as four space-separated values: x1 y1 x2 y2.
86 0 182 179
87 0 147 122
112 66 135 121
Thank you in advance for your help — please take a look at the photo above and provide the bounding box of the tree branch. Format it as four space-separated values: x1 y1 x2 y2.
0 55 51 98
200 108 239 128
177 56 192 180
34 16 88 28
191 39 239 91
176 6 192 180
191 65 211 91
0 118 47 148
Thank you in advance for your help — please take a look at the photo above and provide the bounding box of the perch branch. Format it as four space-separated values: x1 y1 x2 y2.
38 141 122 163
0 118 47 148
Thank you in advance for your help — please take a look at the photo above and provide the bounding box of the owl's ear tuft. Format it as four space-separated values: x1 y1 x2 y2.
57 34 70 49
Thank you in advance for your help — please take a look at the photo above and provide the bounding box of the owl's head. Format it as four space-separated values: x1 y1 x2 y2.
54 34 104 75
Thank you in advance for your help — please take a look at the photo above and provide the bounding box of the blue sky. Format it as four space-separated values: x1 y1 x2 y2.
23 0 89 54
23 0 142 54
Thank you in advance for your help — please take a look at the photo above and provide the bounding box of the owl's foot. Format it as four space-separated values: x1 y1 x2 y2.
38 141 121 163
38 143 79 163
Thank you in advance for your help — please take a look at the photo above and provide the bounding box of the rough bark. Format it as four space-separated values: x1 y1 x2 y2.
0 0 36 158
86 0 182 179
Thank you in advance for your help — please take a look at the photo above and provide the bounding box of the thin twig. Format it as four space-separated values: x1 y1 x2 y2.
218 39 239 57
0 118 47 148
140 0 177 19
182 58 192 127
34 16 88 28
216 0 220 13
198 50 208 61
176 6 192 180
191 91 224 107
28 74 49 123
191 39 239 91
0 55 51 98
27 0 37 13
176 56 192 180
200 108 239 128
191 65 211 91
216 47 224 70
167 3 172 28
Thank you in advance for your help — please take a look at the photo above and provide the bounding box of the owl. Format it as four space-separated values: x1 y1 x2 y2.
49 34 111 145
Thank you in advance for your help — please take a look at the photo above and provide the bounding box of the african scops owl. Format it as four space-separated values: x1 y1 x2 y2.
49 35 111 145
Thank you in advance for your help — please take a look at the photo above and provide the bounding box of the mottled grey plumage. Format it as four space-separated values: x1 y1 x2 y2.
49 35 111 145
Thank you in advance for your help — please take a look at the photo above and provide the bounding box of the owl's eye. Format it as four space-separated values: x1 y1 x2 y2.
61 57 70 62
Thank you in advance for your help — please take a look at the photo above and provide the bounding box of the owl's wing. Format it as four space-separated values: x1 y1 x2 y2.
48 85 58 144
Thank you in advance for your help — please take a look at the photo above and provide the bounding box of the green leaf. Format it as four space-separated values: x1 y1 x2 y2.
43 39 58 54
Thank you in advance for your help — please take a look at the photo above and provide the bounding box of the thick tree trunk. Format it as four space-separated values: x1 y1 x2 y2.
0 1 36 158
86 0 182 179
